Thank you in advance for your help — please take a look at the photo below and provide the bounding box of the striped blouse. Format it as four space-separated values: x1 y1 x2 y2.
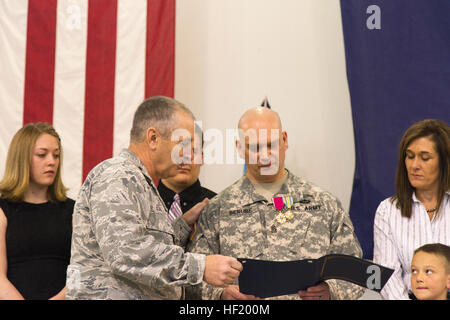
373 191 450 300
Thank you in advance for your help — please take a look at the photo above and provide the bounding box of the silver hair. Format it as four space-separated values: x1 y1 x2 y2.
130 96 195 143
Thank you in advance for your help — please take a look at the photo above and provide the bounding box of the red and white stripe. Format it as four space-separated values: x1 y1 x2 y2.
168 194 183 222
0 0 175 199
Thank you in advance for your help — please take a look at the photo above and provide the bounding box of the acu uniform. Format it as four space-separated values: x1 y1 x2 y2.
187 170 364 300
66 149 205 300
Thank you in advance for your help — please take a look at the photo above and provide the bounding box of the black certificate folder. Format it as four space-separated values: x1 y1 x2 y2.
238 254 394 298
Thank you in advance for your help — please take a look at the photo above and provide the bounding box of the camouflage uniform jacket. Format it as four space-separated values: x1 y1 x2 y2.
66 149 206 300
186 170 364 300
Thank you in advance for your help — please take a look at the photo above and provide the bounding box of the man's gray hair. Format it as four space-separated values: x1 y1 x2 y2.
130 96 195 143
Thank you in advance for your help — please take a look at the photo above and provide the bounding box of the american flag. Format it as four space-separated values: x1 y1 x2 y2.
0 0 175 199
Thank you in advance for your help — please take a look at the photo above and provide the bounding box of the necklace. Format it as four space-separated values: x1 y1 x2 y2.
426 207 437 213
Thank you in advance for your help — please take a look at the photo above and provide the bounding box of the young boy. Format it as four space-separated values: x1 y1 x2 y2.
410 243 450 300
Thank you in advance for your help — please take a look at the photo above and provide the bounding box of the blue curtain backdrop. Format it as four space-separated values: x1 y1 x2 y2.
340 0 450 259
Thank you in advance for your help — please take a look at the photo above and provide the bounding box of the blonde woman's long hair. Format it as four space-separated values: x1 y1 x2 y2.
0 123 68 202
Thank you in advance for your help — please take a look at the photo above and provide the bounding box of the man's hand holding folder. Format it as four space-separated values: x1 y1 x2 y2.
237 254 394 299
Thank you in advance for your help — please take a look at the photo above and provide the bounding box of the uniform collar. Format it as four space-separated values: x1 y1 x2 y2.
236 169 304 206
179 180 203 202
120 148 156 189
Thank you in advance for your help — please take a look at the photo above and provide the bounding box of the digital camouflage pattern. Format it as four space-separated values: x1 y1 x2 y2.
187 170 364 300
66 149 205 300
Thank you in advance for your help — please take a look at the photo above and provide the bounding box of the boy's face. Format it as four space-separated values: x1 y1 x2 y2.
411 251 450 300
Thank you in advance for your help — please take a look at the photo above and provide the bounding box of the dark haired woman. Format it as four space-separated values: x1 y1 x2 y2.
373 119 450 299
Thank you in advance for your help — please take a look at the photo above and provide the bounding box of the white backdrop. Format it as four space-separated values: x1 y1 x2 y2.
175 0 355 212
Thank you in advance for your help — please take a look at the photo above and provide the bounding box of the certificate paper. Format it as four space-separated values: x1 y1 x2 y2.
238 254 394 298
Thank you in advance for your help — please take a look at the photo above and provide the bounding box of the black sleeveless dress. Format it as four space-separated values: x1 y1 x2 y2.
0 198 74 299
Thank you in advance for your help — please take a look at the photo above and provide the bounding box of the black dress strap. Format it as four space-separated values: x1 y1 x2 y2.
0 197 12 218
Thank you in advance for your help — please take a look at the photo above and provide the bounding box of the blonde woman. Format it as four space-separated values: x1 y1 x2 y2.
0 123 75 300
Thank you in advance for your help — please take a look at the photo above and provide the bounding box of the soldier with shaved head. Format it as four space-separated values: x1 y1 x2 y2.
187 106 364 300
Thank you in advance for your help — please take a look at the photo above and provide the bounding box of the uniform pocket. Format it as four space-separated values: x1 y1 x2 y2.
290 208 331 258
145 207 175 242
219 206 263 258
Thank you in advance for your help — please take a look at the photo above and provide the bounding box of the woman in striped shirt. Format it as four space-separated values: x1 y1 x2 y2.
373 119 450 300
